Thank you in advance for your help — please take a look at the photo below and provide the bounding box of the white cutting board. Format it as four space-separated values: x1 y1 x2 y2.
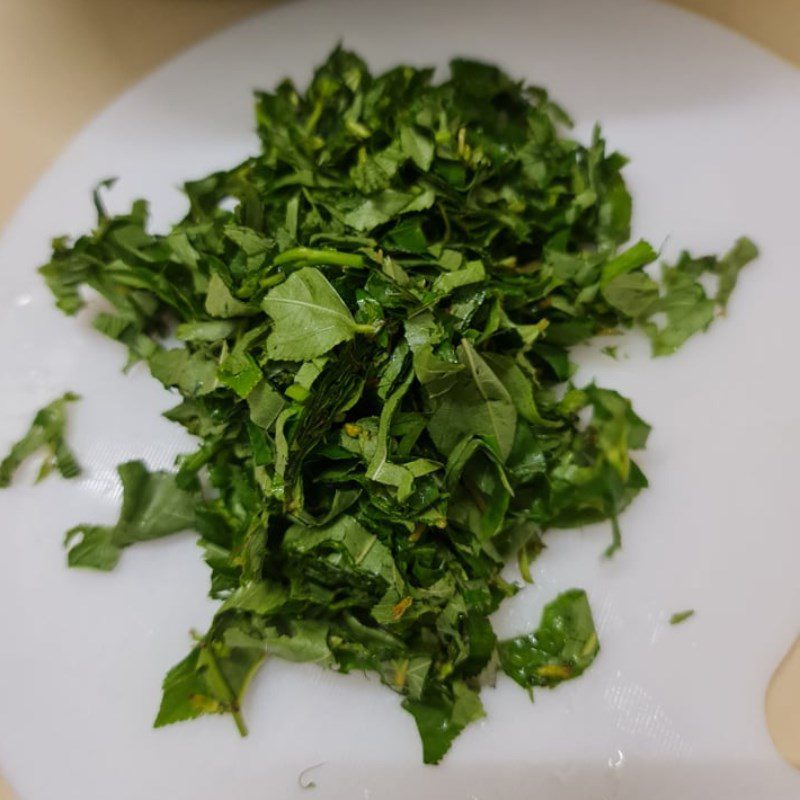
0 0 798 797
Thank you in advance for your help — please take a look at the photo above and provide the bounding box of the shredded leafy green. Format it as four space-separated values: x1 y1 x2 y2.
32 48 755 763
0 392 81 487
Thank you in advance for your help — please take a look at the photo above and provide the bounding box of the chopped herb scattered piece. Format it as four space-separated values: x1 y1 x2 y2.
498 589 600 694
29 48 754 763
65 460 199 571
0 392 81 487
669 609 696 625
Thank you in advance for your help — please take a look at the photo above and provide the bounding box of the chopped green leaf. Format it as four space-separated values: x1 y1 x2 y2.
498 589 599 692
0 392 81 487
669 609 695 625
402 681 485 764
28 47 755 763
64 461 198 570
263 267 372 360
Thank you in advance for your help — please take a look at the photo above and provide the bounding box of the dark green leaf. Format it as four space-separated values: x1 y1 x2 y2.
65 461 198 570
0 392 81 487
498 589 599 691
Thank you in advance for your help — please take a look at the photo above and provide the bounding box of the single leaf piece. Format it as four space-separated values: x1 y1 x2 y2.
445 436 513 540
263 620 334 666
343 188 435 231
0 392 81 488
262 267 362 360
432 260 485 296
427 339 517 460
402 681 485 764
64 461 198 570
149 349 218 397
498 589 599 692
154 647 208 727
602 271 659 317
283 515 396 586
205 273 258 318
715 236 758 310
400 125 435 171
247 381 286 429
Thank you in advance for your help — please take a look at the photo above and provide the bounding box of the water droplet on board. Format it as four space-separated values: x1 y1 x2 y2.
766 635 800 769
607 749 625 770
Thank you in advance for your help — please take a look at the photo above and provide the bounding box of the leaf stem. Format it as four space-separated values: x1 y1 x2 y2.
231 706 249 737
353 322 382 336
274 247 364 269
203 643 249 737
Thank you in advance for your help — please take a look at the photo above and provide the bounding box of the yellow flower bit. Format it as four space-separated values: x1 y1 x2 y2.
409 523 426 542
189 694 221 714
581 632 598 657
392 596 413 621
392 659 409 690
344 423 361 438
536 663 572 679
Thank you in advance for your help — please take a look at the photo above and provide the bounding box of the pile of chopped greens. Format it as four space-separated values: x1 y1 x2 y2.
6 48 756 762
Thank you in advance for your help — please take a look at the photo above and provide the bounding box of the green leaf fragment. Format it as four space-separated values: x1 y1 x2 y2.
669 609 695 625
263 267 365 360
0 392 81 488
65 461 198 570
498 589 600 692
402 681 485 764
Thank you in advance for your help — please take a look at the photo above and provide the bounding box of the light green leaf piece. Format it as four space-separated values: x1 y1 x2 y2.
642 270 716 357
262 267 360 360
432 260 485 296
176 320 236 342
205 272 259 318
149 348 219 397
263 620 334 666
219 581 289 615
154 647 207 727
224 224 274 270
343 188 435 231
602 271 659 317
218 353 261 399
404 311 444 354
155 625 265 736
247 381 286 429
400 125 435 171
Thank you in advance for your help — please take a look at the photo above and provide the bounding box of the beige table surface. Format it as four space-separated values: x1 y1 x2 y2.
0 0 797 797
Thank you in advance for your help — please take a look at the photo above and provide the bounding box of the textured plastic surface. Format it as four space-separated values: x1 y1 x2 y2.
0 1 799 797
